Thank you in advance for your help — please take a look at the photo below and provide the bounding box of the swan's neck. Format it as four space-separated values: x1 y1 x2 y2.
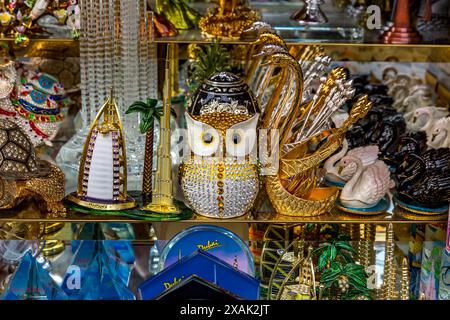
434 130 448 146
400 156 425 187
422 110 434 131
324 139 348 173
342 157 363 196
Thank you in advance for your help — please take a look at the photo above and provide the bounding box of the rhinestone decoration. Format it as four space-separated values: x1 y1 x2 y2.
193 112 252 136
1 63 67 148
180 157 260 219
0 118 39 174
4 142 28 162
112 131 121 201
0 76 14 99
81 128 98 196
0 97 17 115
0 63 16 99
0 159 28 173
0 119 16 130
200 99 249 116
8 130 31 152
0 130 7 148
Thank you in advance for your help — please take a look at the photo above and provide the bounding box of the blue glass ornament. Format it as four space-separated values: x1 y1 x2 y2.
2 251 68 300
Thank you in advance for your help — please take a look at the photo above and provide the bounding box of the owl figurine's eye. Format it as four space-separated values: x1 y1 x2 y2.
202 132 214 144
186 112 221 157
226 114 259 157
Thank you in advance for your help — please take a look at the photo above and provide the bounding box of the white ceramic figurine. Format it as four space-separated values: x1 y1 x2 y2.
339 156 394 209
324 139 379 184
427 117 450 149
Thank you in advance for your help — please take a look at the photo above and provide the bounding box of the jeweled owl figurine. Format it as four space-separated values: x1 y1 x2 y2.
180 72 261 219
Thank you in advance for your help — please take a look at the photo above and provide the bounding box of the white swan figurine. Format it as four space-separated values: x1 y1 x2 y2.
407 106 449 133
339 156 394 209
324 139 379 182
427 117 450 149
402 85 434 117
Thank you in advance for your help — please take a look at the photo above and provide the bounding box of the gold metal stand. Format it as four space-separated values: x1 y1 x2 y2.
400 257 410 300
143 44 180 214
381 223 397 299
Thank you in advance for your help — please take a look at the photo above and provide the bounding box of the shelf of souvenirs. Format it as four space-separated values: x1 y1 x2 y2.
1 200 447 225
1 37 449 62
164 37 450 62
0 37 80 58
155 30 450 47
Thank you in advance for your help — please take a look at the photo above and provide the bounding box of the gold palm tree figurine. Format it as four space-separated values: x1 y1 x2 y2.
126 99 176 202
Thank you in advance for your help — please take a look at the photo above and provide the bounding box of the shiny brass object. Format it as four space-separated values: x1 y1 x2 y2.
42 240 65 257
400 257 410 300
246 33 287 87
168 43 183 97
359 224 375 269
199 0 259 39
259 53 302 134
39 222 65 236
260 224 299 284
38 222 65 257
381 223 397 300
0 165 66 218
276 246 317 300
265 65 368 216
265 94 371 217
143 44 180 214
266 169 339 217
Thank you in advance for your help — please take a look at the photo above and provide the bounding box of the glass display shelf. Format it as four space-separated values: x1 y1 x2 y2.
0 38 79 58
4 36 450 62
158 1 364 44
156 2 449 43
166 40 450 62
0 239 398 300
0 201 447 225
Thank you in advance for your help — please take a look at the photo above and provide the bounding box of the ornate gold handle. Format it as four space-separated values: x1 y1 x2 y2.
337 94 372 136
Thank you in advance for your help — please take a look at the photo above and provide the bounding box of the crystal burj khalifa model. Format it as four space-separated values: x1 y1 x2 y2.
143 44 181 214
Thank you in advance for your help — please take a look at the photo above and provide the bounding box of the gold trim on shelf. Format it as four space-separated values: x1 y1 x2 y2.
3 36 448 62
67 194 137 211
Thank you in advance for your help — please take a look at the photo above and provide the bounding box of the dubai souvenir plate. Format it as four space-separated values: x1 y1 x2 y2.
159 225 255 276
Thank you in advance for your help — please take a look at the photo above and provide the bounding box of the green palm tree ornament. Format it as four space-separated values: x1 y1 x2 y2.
126 99 176 199
313 234 372 300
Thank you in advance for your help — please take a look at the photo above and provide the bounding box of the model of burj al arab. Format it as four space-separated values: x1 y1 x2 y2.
68 90 136 210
